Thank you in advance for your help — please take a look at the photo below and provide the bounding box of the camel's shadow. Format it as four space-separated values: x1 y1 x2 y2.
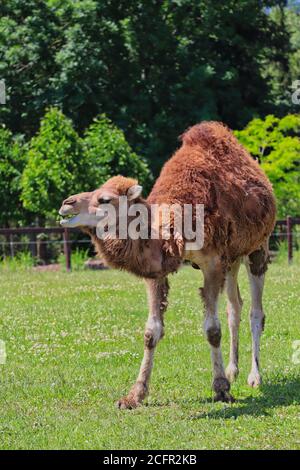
190 376 300 420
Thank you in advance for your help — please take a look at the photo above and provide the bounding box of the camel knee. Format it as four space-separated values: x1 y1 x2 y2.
204 317 221 347
206 326 221 347
144 318 163 349
248 248 269 277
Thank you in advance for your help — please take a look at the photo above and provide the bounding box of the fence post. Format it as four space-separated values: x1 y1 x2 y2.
286 215 293 264
9 234 14 257
63 228 71 271
29 232 37 258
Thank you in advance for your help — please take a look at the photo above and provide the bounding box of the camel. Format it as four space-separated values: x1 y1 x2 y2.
59 121 276 408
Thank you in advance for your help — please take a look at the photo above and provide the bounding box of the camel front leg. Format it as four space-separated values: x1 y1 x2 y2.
117 277 169 409
200 260 235 403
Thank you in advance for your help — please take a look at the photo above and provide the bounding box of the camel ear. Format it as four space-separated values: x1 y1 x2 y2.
127 185 143 201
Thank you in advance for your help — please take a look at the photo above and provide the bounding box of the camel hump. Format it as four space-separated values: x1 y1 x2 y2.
180 121 233 148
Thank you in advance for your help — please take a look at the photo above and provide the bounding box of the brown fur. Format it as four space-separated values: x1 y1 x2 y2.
77 123 276 277
148 121 276 270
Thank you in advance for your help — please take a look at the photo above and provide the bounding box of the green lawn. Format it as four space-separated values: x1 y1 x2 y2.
0 259 299 450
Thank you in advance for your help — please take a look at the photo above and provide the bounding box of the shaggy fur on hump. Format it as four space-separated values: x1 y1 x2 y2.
147 121 276 267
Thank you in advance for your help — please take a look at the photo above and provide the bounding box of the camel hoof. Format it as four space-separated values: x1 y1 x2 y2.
226 364 239 383
116 396 140 410
247 372 261 388
213 377 235 403
213 391 235 403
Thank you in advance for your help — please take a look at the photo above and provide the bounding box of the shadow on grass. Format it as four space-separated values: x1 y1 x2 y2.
190 376 300 420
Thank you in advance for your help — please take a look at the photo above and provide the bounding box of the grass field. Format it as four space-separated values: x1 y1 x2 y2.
0 257 299 449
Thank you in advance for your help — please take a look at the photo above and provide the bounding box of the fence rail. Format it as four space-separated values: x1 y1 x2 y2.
273 216 300 264
0 215 299 270
0 227 78 271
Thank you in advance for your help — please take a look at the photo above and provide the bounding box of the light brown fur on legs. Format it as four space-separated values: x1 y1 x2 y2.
225 259 243 383
199 256 235 403
117 278 169 409
245 257 266 387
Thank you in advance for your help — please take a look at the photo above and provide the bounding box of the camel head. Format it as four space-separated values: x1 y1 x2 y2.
59 191 99 227
88 175 143 216
59 176 143 229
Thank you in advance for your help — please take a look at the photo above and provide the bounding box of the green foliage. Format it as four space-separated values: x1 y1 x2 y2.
1 1 299 226
58 248 89 272
83 115 152 191
0 0 62 133
235 114 300 217
21 108 88 219
20 108 152 220
0 126 27 226
0 251 34 271
265 2 300 112
0 0 291 173
285 2 300 83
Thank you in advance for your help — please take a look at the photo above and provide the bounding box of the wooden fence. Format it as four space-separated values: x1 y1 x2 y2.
0 226 77 271
0 215 299 270
273 216 300 264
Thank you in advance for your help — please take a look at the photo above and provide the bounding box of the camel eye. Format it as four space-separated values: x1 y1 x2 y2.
98 196 111 205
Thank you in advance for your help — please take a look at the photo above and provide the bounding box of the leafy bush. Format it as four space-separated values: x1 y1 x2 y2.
83 115 152 192
21 109 153 223
21 108 88 219
0 126 26 226
0 252 34 272
58 248 89 271
235 114 300 217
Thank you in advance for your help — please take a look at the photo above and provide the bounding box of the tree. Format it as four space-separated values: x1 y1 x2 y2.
0 1 291 174
83 115 152 192
0 126 27 226
265 1 300 112
0 0 62 134
21 108 152 221
51 0 290 174
235 114 300 217
21 108 87 219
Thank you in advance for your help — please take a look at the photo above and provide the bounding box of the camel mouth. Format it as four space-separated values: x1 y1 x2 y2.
60 214 78 225
59 211 101 228
58 205 80 226
58 204 80 226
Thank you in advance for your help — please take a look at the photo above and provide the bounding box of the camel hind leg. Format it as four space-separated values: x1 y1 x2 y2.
245 246 269 387
225 258 243 383
200 257 234 403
